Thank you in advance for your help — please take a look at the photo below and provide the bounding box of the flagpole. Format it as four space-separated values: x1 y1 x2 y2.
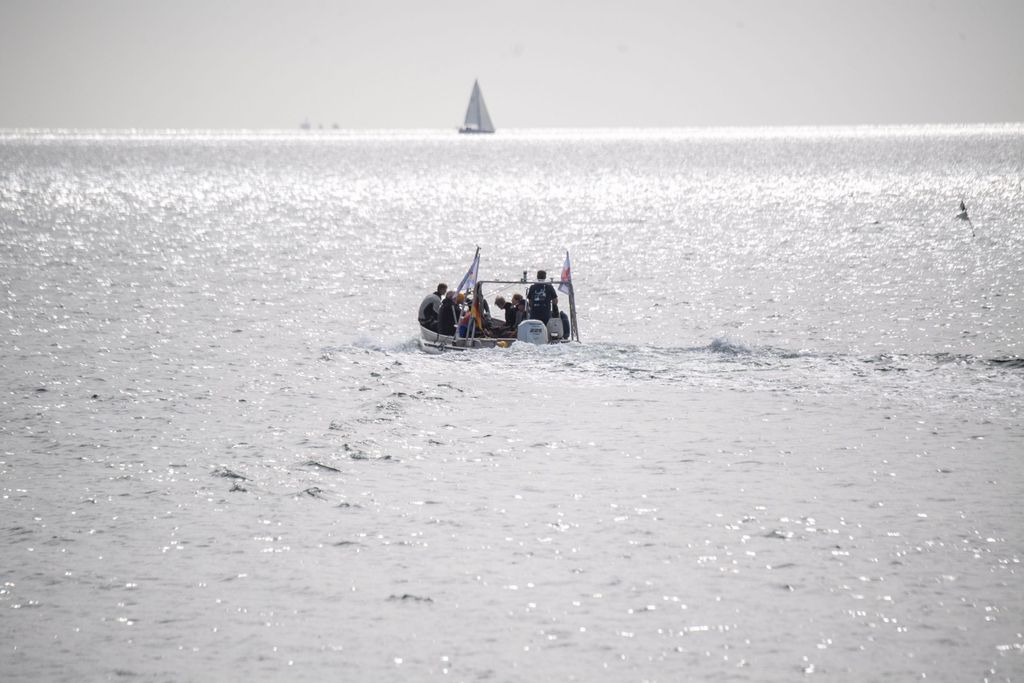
560 250 580 343
568 283 580 343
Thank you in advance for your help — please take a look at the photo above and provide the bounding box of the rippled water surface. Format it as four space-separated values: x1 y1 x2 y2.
2 127 1023 681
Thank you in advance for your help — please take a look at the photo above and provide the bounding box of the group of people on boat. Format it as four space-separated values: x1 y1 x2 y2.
418 270 568 339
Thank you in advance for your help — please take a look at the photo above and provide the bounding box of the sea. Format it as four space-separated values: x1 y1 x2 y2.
1 126 1022 682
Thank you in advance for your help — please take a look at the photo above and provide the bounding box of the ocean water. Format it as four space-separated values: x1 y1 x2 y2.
1 126 1022 681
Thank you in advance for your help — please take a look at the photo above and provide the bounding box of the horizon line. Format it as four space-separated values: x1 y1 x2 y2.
2 122 1022 134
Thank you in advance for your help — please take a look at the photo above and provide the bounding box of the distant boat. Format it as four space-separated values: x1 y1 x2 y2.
957 199 975 236
459 80 495 134
957 200 970 221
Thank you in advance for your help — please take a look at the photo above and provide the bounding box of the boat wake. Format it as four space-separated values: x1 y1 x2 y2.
345 333 1022 376
330 334 1023 417
324 335 422 358
707 336 753 355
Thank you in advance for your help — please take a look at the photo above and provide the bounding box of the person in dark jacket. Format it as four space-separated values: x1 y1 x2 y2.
493 296 515 335
526 270 558 324
438 291 459 336
511 294 527 328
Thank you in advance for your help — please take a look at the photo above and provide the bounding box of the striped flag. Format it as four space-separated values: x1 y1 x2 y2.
471 283 485 330
456 247 480 295
558 251 572 294
472 296 484 329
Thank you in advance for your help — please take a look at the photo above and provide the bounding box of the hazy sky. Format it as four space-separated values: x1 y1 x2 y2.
1 0 1022 129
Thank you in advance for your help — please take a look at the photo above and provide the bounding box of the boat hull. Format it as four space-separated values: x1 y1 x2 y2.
419 326 509 352
418 326 571 352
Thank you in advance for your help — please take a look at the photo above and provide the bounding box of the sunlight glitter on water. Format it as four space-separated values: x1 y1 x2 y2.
2 127 1023 682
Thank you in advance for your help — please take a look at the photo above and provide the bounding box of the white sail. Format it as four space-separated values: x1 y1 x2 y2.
460 80 495 134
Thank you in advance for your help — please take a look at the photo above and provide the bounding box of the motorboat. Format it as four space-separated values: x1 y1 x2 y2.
418 251 579 352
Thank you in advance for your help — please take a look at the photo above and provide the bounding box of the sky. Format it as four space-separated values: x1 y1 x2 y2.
1 0 1022 129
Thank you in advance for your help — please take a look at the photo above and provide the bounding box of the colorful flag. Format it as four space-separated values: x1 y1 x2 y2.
456 247 480 295
472 297 484 330
558 251 572 294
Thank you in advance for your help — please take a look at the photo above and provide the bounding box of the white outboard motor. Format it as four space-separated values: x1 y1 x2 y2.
546 317 563 341
517 319 548 345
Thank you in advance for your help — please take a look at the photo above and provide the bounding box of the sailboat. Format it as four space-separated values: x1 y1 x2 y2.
458 80 495 134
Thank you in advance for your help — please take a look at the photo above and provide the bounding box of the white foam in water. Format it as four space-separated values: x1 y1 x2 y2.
1 127 1022 682
707 336 753 355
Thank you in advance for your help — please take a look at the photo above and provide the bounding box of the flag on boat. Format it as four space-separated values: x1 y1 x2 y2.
456 247 480 295
471 280 487 327
472 291 485 330
558 251 573 294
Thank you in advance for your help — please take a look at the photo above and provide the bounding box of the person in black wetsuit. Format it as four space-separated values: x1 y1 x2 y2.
417 282 447 332
437 291 459 336
526 270 558 324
